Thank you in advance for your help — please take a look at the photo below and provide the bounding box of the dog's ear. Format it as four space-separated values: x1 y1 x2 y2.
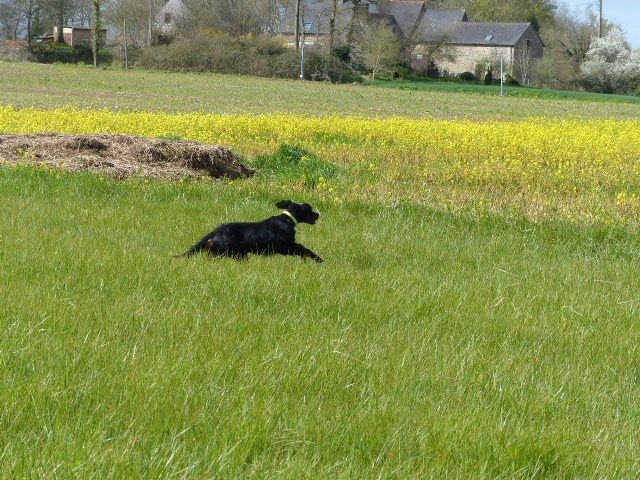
276 200 293 209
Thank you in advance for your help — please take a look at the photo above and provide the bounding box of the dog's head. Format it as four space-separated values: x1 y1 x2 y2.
276 200 320 225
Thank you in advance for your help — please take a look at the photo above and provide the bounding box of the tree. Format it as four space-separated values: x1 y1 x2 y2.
514 41 532 84
0 0 25 41
171 0 281 39
532 4 616 90
144 0 164 45
352 18 400 81
580 27 640 94
463 0 556 28
17 0 42 51
105 0 148 48
46 0 67 42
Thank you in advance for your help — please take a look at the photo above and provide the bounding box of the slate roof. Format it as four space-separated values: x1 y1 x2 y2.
370 1 420 36
379 6 467 40
449 22 532 46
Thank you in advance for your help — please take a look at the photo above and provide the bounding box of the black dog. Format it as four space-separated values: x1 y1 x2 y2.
176 200 323 262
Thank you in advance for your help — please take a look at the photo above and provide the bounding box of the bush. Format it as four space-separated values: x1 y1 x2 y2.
332 45 351 63
580 28 640 95
484 67 493 85
138 33 361 83
252 144 339 188
392 60 412 80
31 42 112 65
303 51 361 83
505 73 520 86
415 61 440 79
137 33 299 79
459 71 476 81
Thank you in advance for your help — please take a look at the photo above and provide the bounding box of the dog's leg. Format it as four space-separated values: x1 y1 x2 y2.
284 243 323 263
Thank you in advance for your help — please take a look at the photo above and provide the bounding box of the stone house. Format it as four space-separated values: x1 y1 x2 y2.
410 18 544 82
156 0 188 39
278 0 544 82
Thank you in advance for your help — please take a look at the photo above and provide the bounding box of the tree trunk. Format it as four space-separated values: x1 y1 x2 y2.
328 0 337 53
347 0 364 51
92 0 100 68
27 9 33 52
55 0 64 43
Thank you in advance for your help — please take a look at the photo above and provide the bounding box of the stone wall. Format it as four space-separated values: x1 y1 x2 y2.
412 44 513 76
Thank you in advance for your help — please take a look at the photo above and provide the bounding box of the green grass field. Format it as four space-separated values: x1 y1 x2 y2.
2 62 640 478
368 77 640 104
5 61 640 119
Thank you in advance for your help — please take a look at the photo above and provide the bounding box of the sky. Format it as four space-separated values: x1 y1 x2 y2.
557 0 640 47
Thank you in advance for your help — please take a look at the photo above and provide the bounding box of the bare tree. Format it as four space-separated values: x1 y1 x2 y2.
145 0 164 45
534 6 604 89
105 0 147 48
514 42 532 83
68 0 93 25
176 0 271 37
0 0 25 40
15 0 41 49
256 0 285 33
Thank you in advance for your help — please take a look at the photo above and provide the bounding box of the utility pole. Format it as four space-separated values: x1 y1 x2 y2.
300 24 305 79
599 0 603 38
294 0 301 53
500 57 504 96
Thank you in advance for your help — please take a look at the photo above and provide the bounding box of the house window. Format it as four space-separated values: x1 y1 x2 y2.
164 13 172 24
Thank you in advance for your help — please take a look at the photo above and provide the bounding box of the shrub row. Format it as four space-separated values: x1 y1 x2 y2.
136 33 361 83
30 42 113 64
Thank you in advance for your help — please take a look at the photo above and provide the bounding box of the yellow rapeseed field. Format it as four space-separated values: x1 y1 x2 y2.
1 106 639 225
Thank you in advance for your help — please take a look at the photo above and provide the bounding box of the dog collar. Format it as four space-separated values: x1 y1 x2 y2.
281 210 297 224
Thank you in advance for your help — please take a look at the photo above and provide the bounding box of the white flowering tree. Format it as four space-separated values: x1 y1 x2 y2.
580 28 640 94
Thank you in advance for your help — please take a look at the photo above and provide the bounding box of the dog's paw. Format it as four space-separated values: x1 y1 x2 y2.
315 256 324 263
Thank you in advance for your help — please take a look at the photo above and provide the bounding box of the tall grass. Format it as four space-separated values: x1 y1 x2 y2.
1 166 639 478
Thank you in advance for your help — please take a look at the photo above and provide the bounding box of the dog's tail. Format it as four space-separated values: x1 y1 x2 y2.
173 244 201 258
174 236 216 258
